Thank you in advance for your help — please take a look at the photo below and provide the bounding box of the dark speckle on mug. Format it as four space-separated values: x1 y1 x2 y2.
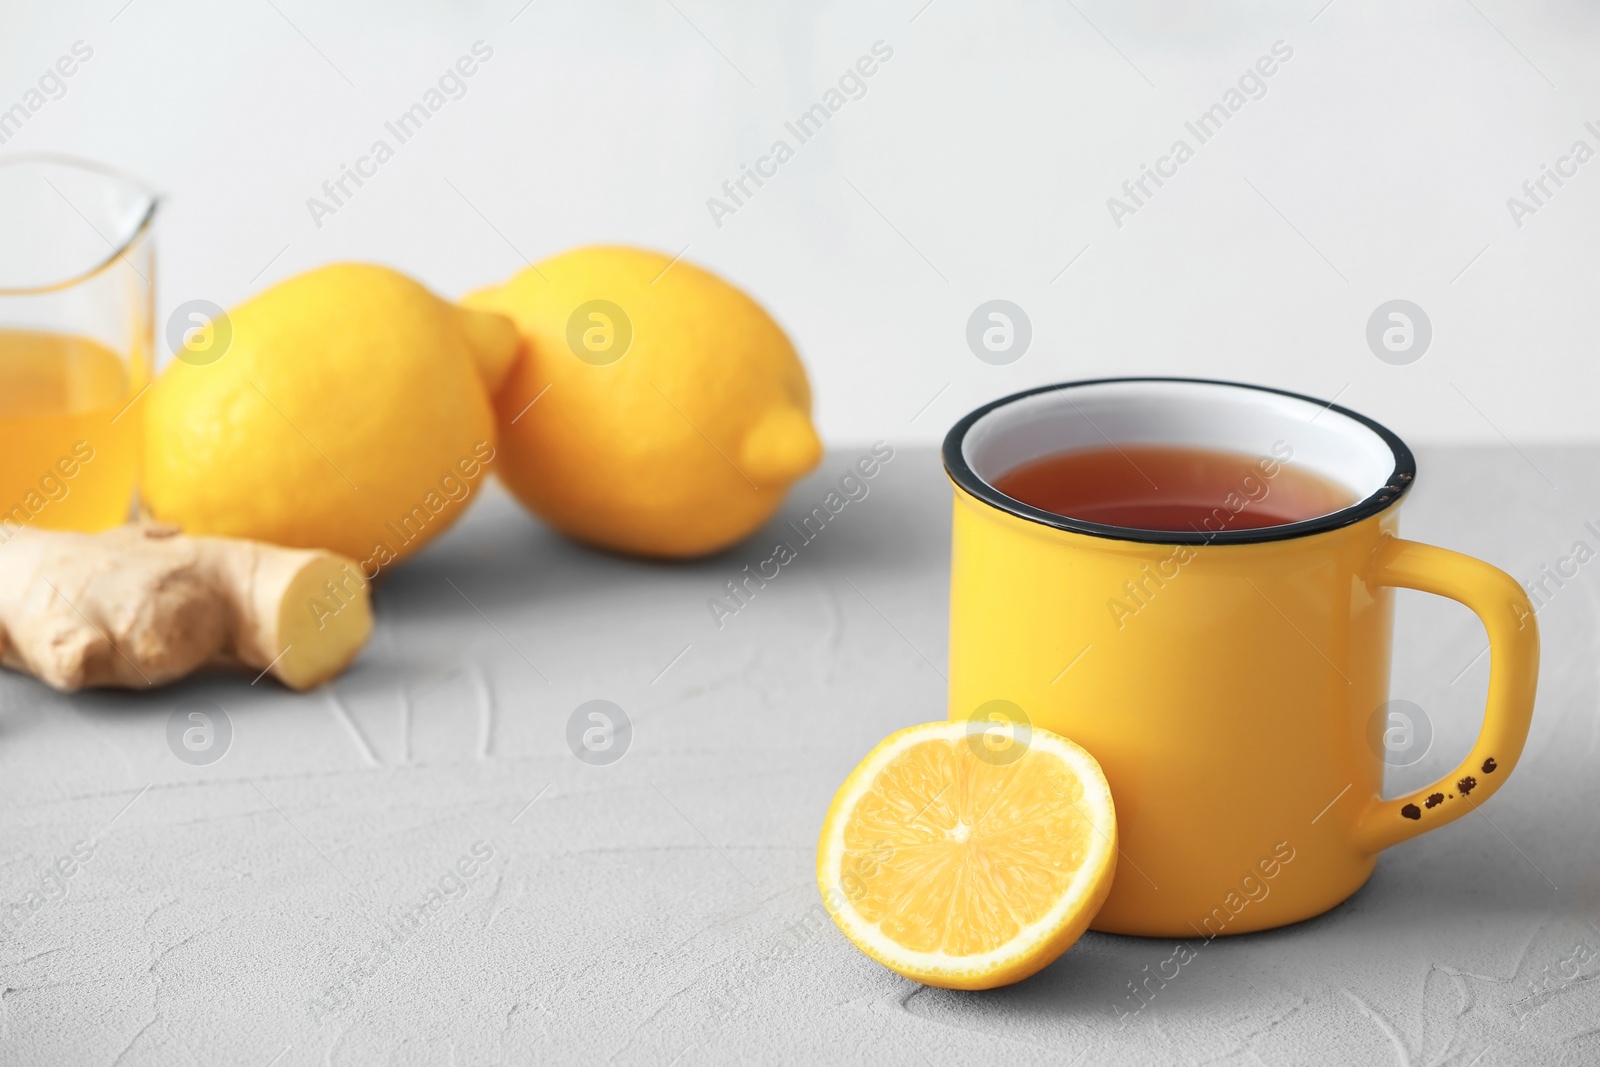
1425 793 1444 809
1458 776 1477 796
1401 803 1422 820
1483 757 1498 774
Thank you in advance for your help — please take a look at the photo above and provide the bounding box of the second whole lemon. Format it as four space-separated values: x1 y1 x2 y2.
464 246 822 558
143 263 520 569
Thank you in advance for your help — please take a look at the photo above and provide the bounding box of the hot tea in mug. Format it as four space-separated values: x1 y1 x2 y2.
943 378 1539 936
992 443 1355 533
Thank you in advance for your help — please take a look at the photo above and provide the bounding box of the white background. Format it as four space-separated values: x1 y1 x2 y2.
4 0 1598 446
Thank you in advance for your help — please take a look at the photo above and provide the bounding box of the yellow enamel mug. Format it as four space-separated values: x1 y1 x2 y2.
943 378 1539 937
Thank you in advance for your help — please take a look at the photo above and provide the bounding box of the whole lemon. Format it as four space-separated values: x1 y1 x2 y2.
465 246 822 558
143 263 520 568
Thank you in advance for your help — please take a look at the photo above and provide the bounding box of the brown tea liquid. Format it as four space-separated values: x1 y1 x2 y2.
992 445 1355 533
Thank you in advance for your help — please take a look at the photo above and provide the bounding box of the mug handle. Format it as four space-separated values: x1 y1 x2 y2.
1354 537 1540 855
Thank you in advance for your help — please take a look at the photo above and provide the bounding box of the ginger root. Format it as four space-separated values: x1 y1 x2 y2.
0 523 372 691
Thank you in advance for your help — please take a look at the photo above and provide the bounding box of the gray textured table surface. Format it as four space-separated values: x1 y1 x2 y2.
2 445 1596 1066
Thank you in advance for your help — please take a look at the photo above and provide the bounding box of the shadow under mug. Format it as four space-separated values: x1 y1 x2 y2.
943 378 1539 937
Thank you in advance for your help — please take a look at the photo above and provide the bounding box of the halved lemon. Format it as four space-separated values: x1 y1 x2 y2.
816 720 1117 990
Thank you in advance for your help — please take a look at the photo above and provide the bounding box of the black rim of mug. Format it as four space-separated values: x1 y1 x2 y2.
942 376 1417 546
